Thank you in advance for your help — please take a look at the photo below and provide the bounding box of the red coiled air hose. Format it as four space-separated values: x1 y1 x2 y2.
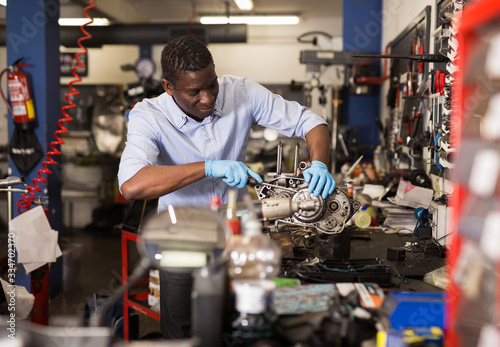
17 0 96 214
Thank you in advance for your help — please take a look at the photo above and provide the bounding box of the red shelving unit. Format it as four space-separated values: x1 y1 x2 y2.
448 1 500 345
122 229 160 341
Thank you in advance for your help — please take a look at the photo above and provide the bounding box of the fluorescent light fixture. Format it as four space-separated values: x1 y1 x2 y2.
0 0 6 6
234 0 253 11
200 15 300 25
58 18 110 26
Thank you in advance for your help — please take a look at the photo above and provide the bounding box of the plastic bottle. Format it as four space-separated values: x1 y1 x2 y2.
226 215 281 345
354 207 372 229
227 217 280 281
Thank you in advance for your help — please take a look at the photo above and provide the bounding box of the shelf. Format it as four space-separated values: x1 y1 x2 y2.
122 229 159 341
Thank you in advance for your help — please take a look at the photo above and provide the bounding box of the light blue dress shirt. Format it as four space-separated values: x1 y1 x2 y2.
118 75 327 212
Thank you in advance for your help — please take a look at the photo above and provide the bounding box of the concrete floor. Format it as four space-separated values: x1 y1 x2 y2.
48 227 161 340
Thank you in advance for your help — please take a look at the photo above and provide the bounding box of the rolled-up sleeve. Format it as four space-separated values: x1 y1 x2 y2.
117 106 160 191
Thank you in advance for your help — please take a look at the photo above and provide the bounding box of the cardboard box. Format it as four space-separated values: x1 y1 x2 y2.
148 269 160 312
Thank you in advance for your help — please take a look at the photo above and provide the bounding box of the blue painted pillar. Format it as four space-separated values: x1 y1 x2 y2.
6 0 62 298
342 0 382 160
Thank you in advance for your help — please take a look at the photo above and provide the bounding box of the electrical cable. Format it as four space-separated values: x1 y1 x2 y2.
393 214 428 281
396 228 414 237
435 232 451 243
319 263 389 273
16 1 96 213
290 270 335 284
430 237 448 255
396 214 422 243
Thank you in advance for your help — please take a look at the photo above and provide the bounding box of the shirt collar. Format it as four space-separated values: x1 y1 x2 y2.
162 94 187 129
176 104 222 128
212 105 222 119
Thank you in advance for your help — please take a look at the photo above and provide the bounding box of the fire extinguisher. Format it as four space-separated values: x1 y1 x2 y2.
0 57 36 130
2 57 43 177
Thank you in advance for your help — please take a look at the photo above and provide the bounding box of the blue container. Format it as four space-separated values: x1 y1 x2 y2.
381 292 445 330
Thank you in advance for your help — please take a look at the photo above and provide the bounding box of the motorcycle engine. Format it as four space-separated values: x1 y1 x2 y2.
253 176 361 234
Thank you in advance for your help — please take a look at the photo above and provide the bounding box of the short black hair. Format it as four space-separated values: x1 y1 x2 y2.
161 36 214 87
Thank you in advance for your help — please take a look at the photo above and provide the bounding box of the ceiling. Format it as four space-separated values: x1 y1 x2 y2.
61 0 343 24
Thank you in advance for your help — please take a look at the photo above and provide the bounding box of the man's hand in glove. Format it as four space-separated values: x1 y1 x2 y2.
302 160 336 199
205 160 263 188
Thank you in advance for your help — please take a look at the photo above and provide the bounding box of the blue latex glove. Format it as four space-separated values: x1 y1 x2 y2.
302 160 336 199
205 160 263 189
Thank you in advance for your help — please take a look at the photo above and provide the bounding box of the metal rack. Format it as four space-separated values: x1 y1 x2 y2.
121 229 160 341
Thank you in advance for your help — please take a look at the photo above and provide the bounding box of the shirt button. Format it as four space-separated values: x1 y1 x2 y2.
207 140 211 143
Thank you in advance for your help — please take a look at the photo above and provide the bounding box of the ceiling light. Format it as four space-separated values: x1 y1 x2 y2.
200 16 230 25
234 0 253 11
200 15 300 25
58 18 110 26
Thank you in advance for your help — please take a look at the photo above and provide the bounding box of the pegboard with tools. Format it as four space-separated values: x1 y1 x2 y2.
384 2 468 181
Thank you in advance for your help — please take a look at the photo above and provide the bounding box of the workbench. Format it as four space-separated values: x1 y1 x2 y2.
349 228 445 293
119 224 444 343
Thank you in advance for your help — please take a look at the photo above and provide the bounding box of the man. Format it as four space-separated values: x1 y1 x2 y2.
118 36 336 339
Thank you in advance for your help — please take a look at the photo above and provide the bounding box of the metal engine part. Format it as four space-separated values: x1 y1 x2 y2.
253 176 361 234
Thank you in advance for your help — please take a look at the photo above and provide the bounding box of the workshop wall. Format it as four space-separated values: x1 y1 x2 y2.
379 0 453 246
57 15 343 114
380 0 453 196
60 16 342 85
210 17 343 84
0 14 343 147
60 45 140 86
380 0 436 127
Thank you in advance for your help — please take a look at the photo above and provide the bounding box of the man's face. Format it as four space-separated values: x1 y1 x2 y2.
162 64 219 122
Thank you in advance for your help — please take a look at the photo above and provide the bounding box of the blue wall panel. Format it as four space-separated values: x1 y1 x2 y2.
342 0 382 160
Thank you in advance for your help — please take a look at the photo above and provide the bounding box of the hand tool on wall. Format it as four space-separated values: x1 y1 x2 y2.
352 53 448 63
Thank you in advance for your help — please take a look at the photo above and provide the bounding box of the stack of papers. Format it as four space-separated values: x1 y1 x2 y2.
358 181 432 232
372 200 417 232
9 206 62 273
